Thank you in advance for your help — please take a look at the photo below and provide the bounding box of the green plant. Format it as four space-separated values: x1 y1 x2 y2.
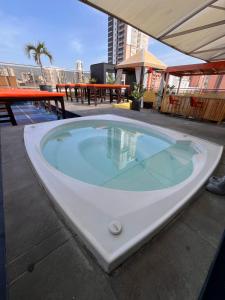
106 73 115 84
131 83 146 101
166 84 175 95
25 41 53 83
89 77 97 83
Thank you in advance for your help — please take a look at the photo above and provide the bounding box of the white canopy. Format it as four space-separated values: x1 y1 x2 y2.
81 0 225 62
116 49 166 70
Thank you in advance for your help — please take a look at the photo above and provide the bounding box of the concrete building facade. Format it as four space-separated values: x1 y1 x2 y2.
189 74 225 91
108 16 149 65
75 60 84 82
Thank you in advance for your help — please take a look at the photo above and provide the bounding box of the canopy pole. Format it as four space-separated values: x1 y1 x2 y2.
140 66 144 87
157 71 170 111
163 72 170 98
177 76 182 94
140 66 145 108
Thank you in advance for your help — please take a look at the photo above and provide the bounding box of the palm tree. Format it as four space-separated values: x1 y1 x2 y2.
25 41 53 83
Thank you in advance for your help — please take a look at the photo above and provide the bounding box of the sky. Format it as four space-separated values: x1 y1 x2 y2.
0 0 202 71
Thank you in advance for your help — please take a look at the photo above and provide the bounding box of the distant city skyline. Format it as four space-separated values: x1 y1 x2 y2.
0 0 202 70
0 62 90 87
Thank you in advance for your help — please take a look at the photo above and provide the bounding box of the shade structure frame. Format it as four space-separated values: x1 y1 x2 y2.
165 60 225 77
80 0 225 62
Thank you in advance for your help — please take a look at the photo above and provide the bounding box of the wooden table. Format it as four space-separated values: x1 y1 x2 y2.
0 89 66 125
56 83 130 105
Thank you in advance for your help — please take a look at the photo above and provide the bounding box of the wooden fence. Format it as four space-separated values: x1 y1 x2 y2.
161 94 225 123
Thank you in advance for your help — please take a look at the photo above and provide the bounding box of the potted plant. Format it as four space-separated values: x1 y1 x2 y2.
25 41 53 91
89 77 97 83
166 84 175 95
106 73 116 84
130 83 146 111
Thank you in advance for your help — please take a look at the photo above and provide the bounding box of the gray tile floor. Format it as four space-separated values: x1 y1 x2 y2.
1 109 225 300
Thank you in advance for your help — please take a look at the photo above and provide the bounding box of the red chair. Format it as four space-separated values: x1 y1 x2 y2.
168 95 181 114
190 96 204 119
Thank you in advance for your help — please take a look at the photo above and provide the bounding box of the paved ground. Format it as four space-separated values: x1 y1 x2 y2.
1 108 225 300
64 98 114 113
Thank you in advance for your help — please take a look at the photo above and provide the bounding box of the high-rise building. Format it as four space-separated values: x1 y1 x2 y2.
108 16 149 65
75 60 83 72
75 60 84 82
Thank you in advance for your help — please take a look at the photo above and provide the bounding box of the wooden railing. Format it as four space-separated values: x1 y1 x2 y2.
161 94 225 123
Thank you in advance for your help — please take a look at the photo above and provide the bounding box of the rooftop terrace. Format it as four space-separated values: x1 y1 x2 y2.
1 107 225 299
2 0 225 297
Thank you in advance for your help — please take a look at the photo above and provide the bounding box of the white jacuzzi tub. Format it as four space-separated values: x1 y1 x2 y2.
24 115 223 272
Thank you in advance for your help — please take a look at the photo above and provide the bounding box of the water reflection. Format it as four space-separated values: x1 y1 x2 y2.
42 121 198 191
107 127 142 170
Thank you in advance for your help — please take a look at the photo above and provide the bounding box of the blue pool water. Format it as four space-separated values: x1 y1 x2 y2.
42 120 197 191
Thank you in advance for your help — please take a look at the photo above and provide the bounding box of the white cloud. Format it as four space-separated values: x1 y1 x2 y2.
0 10 26 53
70 39 83 53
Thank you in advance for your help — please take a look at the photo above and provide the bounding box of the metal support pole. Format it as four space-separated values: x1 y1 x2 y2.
177 76 182 94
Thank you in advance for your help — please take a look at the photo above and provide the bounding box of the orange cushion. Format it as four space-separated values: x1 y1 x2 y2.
0 89 65 98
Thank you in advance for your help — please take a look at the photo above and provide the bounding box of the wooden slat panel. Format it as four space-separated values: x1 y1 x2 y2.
0 76 9 87
161 94 225 122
